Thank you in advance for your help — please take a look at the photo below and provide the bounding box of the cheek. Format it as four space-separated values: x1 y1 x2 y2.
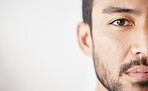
93 33 131 74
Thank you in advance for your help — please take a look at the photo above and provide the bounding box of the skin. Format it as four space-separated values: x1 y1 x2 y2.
77 0 148 91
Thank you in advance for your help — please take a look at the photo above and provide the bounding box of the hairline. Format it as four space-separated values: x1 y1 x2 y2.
82 0 94 32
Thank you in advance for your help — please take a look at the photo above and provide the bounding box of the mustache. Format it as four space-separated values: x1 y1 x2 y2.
119 57 148 76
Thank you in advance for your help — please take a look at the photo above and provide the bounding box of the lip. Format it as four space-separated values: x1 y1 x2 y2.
125 65 148 81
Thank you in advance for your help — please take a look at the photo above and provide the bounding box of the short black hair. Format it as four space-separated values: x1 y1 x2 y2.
82 0 93 30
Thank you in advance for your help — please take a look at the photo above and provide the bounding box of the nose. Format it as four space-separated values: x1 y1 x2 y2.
132 45 147 57
131 27 148 57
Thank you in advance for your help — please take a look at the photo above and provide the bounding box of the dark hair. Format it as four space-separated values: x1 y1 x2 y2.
82 0 93 30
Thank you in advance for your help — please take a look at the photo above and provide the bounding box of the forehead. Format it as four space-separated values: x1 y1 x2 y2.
92 0 148 13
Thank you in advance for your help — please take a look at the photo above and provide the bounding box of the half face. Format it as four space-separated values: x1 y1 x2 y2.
91 0 148 91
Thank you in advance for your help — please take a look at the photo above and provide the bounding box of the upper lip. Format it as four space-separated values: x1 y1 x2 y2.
125 65 148 73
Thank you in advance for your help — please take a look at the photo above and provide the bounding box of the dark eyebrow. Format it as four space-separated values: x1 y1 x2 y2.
102 6 141 15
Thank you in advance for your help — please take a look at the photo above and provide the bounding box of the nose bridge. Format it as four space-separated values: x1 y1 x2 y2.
132 24 148 56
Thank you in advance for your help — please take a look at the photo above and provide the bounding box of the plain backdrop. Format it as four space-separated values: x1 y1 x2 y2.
0 0 96 91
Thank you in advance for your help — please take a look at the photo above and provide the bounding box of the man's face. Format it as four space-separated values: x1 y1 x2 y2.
91 0 148 90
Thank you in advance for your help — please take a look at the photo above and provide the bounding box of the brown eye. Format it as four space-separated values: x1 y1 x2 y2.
111 19 131 26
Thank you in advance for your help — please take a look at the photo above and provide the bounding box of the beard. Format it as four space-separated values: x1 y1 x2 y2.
93 52 148 91
93 52 122 91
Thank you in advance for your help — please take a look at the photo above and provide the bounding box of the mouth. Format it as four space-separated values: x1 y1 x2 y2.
125 65 148 81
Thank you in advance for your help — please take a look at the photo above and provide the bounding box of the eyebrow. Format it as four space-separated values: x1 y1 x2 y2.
102 6 141 15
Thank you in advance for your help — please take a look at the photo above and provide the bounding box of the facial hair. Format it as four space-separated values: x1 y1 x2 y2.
93 52 148 91
120 57 148 88
93 52 122 91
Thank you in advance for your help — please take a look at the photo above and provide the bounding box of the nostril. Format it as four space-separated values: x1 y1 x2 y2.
132 46 147 56
136 52 141 55
135 51 146 58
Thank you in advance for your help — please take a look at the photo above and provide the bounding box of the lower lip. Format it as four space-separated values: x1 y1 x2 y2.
126 72 148 80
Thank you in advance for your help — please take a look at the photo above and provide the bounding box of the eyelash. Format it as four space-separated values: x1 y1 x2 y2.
109 18 132 27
